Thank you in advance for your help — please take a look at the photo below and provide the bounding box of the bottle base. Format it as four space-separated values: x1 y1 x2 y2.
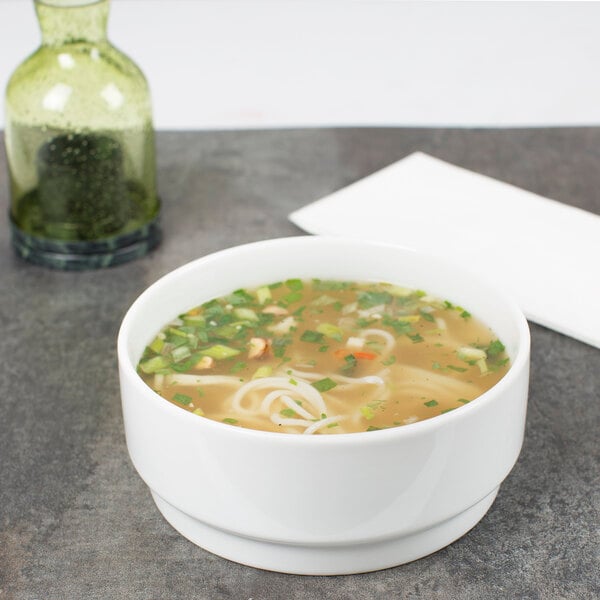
10 216 161 270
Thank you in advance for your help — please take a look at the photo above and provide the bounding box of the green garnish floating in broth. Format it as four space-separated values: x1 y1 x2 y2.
137 279 511 435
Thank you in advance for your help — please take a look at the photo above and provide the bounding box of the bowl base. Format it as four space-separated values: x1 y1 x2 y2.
150 487 499 575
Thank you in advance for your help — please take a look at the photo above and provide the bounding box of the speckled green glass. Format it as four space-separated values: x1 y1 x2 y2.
4 0 160 270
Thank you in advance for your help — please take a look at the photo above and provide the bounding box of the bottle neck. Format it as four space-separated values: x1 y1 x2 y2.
35 0 110 46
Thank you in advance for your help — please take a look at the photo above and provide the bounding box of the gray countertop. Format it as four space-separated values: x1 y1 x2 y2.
0 128 598 599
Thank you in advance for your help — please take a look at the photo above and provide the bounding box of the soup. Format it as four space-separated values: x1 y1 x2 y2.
137 279 510 434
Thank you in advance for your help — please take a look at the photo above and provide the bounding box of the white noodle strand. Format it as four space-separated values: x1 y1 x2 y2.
359 328 396 353
303 416 347 435
232 377 327 415
260 391 316 420
165 374 244 387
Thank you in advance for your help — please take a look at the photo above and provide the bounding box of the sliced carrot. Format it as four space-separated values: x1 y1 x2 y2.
334 349 377 360
353 351 377 360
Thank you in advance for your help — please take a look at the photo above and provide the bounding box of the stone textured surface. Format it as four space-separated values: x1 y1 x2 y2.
0 128 599 599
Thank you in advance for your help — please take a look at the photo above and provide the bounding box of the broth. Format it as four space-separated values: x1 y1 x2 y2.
137 279 510 434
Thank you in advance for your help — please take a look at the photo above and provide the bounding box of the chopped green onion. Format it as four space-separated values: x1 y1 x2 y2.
424 399 438 407
173 393 192 406
447 365 468 372
280 408 297 418
149 336 164 354
357 291 393 309
311 294 336 306
360 405 376 420
316 322 343 341
486 340 506 357
223 417 238 425
193 407 205 416
312 377 337 392
256 286 272 304
457 347 487 362
230 361 247 374
201 344 241 359
300 330 325 343
139 355 170 374
233 307 259 321
283 291 303 304
381 355 396 366
285 278 304 291
252 365 272 379
419 309 435 322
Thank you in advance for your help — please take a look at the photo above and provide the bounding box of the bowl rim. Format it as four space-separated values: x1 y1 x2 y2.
118 235 531 446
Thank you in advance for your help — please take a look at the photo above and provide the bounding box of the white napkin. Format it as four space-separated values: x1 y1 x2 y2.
290 152 600 349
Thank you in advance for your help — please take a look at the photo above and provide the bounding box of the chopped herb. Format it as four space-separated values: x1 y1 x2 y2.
312 377 337 392
366 425 382 432
272 336 292 358
357 290 393 309
356 317 376 328
441 408 456 414
283 291 303 304
443 300 454 309
230 361 247 374
341 354 358 373
381 355 397 366
460 310 471 319
300 330 325 343
223 417 238 425
407 333 424 343
289 378 298 386
292 305 306 318
280 408 297 418
419 309 435 322
447 365 468 372
432 362 442 370
173 393 193 406
486 339 506 357
332 301 343 312
268 281 283 290
457 398 470 404
320 413 327 420
312 279 353 291
285 278 304 291
193 407 205 416
227 289 255 306
318 345 329 352
327 422 340 428
382 315 413 335
424 399 439 407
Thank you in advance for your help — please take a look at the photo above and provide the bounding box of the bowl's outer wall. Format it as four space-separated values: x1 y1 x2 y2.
118 237 530 545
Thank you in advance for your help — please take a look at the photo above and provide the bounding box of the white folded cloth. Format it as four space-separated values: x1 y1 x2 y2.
290 152 600 349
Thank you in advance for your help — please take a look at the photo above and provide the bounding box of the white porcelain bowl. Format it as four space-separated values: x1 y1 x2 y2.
118 236 530 575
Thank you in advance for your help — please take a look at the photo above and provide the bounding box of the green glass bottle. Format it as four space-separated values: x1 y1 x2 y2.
5 0 160 269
